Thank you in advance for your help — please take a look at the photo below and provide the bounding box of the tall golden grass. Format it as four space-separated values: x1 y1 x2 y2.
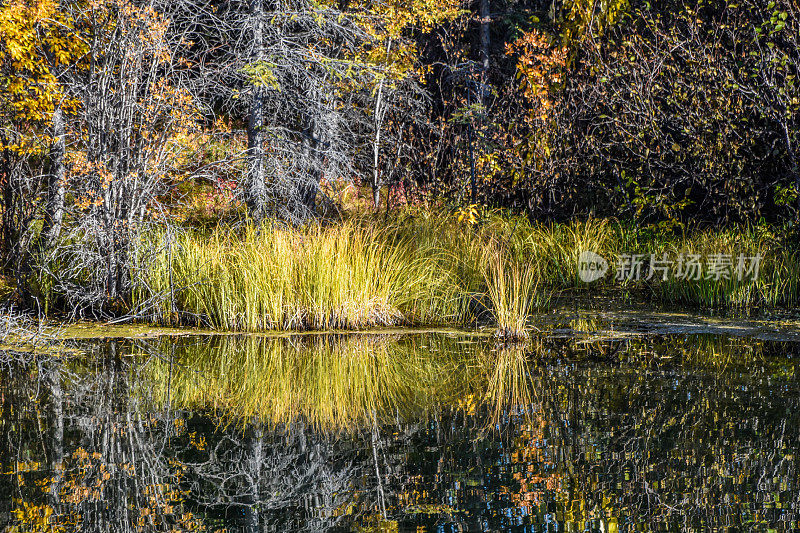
136 222 460 331
136 216 528 335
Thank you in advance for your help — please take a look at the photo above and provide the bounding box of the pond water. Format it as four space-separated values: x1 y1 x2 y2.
1 313 800 532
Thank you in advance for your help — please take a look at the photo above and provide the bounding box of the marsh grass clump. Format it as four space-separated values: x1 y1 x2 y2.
137 222 459 331
482 241 547 341
526 218 621 288
135 212 563 334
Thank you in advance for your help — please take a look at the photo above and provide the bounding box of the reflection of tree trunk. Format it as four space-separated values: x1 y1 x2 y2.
242 419 263 533
43 105 66 250
246 0 267 222
371 413 386 518
114 341 135 533
45 360 64 524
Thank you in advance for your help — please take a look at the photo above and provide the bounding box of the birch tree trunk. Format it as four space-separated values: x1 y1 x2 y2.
371 38 392 209
475 0 490 204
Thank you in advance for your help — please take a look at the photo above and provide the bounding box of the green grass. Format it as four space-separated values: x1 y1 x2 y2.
650 225 800 308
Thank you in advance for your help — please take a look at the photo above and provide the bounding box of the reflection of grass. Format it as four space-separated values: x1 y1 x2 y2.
666 335 765 371
567 316 603 334
484 345 537 424
556 334 773 373
133 330 794 436
139 333 558 432
147 334 488 429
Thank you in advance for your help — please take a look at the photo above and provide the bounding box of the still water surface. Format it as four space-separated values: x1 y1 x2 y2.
1 319 799 532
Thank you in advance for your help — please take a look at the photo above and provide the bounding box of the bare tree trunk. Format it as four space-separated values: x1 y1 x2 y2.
475 0 490 205
479 0 490 75
0 133 16 261
781 122 800 223
299 121 321 216
42 105 66 249
372 39 392 210
299 80 336 218
246 0 267 222
372 114 381 207
300 180 318 213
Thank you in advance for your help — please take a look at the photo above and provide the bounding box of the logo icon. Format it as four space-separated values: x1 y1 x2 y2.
578 250 608 283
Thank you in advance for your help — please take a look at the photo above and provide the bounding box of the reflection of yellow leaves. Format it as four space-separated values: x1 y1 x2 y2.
14 461 41 473
189 431 206 451
10 500 61 533
354 514 399 533
457 392 477 415
11 445 204 531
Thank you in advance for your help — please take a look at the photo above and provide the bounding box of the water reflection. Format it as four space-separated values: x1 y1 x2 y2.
143 334 489 428
1 333 799 531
